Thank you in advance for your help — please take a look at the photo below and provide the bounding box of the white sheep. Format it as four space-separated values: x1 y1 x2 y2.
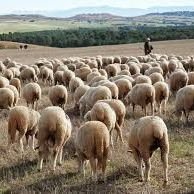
10 78 21 97
75 121 110 181
128 116 169 185
153 82 169 115
0 88 14 109
6 85 19 106
22 82 41 110
49 85 68 110
37 106 72 171
125 83 155 116
8 106 40 152
69 77 84 93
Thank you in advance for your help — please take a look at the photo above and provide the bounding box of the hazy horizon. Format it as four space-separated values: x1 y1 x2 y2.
1 0 194 14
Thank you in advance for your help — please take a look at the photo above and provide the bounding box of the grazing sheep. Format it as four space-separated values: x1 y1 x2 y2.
134 75 152 85
49 85 68 110
79 86 112 117
99 69 108 78
0 88 14 109
75 67 92 81
174 85 194 123
153 82 169 115
114 79 132 99
0 61 6 73
169 70 188 96
20 67 37 83
125 83 155 116
54 71 64 85
87 72 101 83
160 60 169 79
62 69 75 88
128 116 169 184
118 70 131 76
140 63 152 74
188 72 194 85
37 106 72 171
40 66 54 85
69 77 84 93
128 63 140 75
75 121 110 180
105 64 120 78
6 85 19 106
8 106 40 152
3 69 14 80
109 75 134 83
22 83 41 110
149 72 164 85
0 76 9 88
74 85 90 109
10 78 21 96
114 56 121 64
88 76 107 86
145 67 163 76
168 59 178 74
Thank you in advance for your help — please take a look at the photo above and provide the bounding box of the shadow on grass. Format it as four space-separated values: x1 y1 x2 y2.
6 165 137 193
0 159 37 182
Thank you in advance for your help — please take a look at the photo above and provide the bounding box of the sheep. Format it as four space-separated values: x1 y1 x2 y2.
87 72 101 83
6 85 19 106
8 106 40 152
109 75 134 84
128 63 140 75
37 106 72 171
0 76 9 88
153 82 169 115
140 63 152 74
188 72 194 85
3 69 14 80
9 67 20 78
134 75 152 85
79 86 112 117
0 61 6 73
0 88 14 109
114 56 121 64
160 60 169 79
62 69 75 88
98 69 108 78
54 71 64 85
74 85 90 109
88 76 107 86
105 64 120 78
125 83 155 116
69 77 84 93
118 70 131 76
174 85 194 123
49 85 68 110
149 72 164 85
128 116 169 184
145 67 163 76
20 67 38 83
121 56 129 64
169 70 188 96
120 64 129 71
114 79 132 100
75 67 92 81
168 59 178 74
101 81 119 99
39 66 54 85
75 121 110 180
10 78 21 97
22 83 41 110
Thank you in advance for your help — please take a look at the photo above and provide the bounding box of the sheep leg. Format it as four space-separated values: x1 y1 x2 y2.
161 149 168 185
132 104 135 114
89 158 97 181
109 129 114 149
132 149 144 182
151 102 154 116
52 150 59 171
31 135 35 150
37 152 44 171
144 106 147 116
58 147 63 166
18 132 25 153
164 100 167 116
101 148 109 182
35 101 38 111
115 122 124 143
143 157 151 182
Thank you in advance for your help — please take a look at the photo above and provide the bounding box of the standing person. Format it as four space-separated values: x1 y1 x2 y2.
144 38 153 55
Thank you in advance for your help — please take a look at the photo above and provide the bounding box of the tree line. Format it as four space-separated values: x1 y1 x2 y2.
0 26 194 48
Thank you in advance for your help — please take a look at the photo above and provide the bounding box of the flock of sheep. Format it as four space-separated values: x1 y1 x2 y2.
0 53 193 187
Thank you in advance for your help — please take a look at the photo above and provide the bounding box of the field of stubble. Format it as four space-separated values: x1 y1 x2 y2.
0 40 194 193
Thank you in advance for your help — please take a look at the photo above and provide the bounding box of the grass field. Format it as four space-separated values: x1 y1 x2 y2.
0 40 194 193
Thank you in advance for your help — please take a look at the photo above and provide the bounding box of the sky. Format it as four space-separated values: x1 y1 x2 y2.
1 0 194 13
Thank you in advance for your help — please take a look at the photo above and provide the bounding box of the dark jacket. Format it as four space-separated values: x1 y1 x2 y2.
144 41 153 55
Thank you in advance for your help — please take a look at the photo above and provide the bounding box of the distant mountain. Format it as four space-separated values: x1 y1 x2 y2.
11 6 194 18
146 11 194 17
67 13 125 21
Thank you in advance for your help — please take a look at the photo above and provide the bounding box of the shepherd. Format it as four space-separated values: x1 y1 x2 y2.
144 37 153 55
